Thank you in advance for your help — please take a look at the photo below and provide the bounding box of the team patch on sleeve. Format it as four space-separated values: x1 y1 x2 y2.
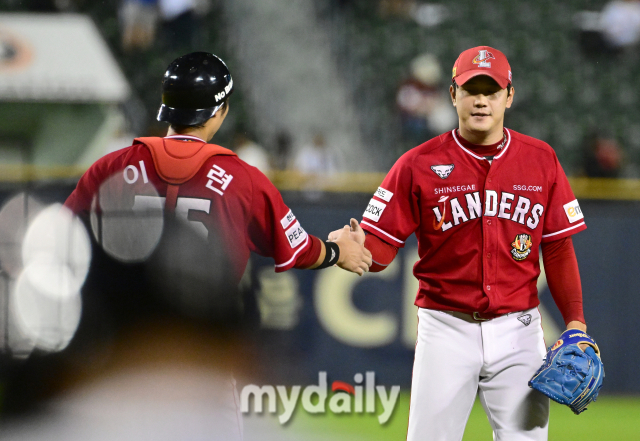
280 209 296 229
285 220 307 248
363 198 387 222
563 199 584 223
375 187 393 202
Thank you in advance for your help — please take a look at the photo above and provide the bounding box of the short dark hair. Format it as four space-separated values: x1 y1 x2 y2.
170 122 207 133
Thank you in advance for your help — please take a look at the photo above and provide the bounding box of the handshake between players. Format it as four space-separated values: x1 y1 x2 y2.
328 218 371 276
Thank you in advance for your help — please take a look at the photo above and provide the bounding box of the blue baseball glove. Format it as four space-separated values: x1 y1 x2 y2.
528 329 604 414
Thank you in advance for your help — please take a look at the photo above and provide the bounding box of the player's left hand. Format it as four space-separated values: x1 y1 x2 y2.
529 329 604 414
328 218 366 245
566 321 590 350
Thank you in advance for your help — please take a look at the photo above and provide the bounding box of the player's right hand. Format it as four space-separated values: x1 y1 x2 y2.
332 224 372 276
328 218 366 245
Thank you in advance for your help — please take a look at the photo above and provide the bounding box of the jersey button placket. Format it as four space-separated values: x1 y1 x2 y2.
483 218 497 299
483 172 497 301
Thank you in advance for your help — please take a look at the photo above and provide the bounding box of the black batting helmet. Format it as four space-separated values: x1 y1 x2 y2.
157 52 234 126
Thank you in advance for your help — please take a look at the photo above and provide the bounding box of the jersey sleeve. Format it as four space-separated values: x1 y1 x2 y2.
246 169 312 271
64 148 134 215
360 154 420 247
541 154 587 242
364 233 399 272
64 160 108 215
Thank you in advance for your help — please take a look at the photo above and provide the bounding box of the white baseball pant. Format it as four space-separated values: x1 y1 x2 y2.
407 307 549 441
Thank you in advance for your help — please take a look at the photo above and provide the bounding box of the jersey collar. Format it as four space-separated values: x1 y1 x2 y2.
164 134 206 142
451 128 512 161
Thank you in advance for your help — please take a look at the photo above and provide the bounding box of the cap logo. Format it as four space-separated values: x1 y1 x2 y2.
472 50 494 68
452 66 457 78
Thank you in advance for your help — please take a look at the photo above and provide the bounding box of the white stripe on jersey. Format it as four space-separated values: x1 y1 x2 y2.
451 128 512 161
274 236 310 268
541 222 586 239
361 221 405 244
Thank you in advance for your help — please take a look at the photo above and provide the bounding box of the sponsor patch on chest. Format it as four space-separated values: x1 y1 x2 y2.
363 198 386 222
563 199 584 223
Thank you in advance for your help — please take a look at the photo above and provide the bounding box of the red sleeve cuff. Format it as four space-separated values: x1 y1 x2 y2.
364 233 399 272
361 221 406 247
292 235 322 270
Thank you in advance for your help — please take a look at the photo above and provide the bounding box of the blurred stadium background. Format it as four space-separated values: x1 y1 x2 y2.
0 0 639 439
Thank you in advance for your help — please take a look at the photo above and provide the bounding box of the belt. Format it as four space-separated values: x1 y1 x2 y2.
472 311 504 321
433 309 525 323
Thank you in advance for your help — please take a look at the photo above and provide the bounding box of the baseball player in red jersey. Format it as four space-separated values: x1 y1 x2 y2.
64 52 371 440
332 46 594 440
65 52 372 285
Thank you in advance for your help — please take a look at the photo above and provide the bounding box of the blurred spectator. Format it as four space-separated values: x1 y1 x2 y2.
396 53 457 147
159 0 203 51
583 134 623 178
377 0 449 26
273 129 293 170
233 132 272 175
412 3 449 27
293 133 338 175
120 0 159 52
378 0 414 19
600 0 640 49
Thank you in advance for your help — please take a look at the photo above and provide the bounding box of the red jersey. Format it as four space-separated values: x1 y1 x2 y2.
361 128 586 316
65 135 312 282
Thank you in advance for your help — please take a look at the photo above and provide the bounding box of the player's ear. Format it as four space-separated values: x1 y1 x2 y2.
506 86 514 109
450 84 456 106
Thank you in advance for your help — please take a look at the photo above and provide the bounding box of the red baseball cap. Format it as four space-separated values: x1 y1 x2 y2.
452 46 512 89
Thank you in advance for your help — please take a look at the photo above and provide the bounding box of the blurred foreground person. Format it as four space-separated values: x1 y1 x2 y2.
0 218 248 440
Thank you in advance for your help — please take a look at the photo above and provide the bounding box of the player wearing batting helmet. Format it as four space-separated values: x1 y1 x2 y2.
332 46 601 440
66 51 371 281
64 52 372 440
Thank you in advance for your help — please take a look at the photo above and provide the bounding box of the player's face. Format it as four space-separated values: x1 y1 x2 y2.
450 75 514 142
